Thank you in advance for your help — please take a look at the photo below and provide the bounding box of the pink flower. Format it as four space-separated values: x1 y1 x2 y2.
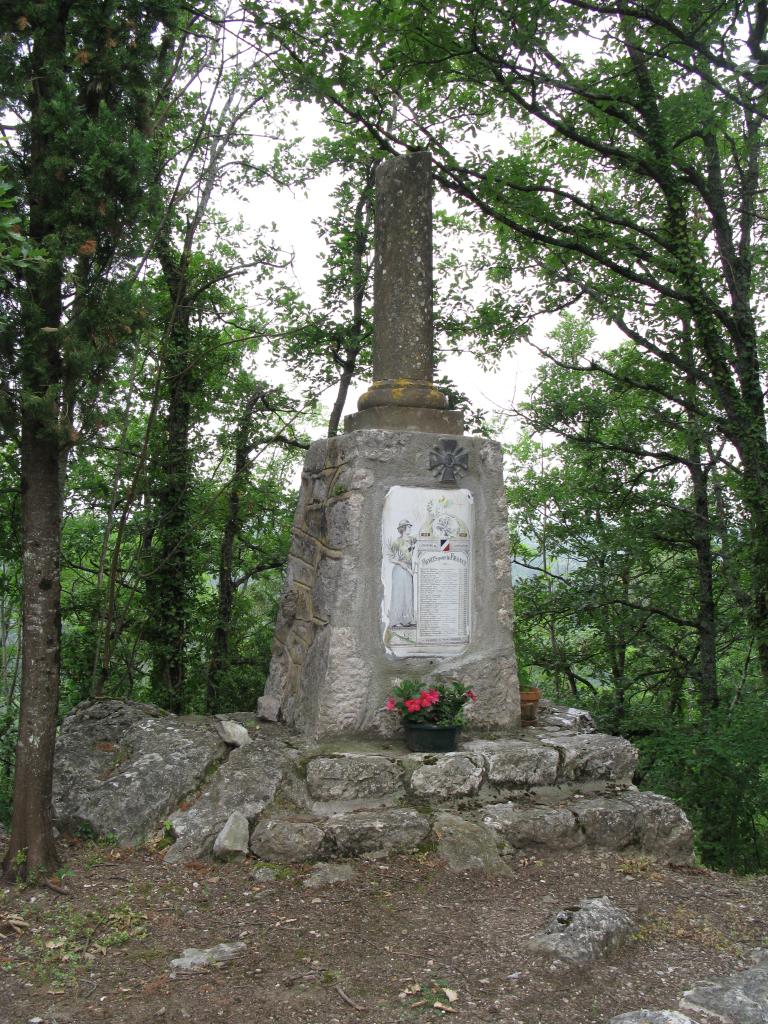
420 689 440 706
385 697 397 711
404 697 422 713
467 689 477 702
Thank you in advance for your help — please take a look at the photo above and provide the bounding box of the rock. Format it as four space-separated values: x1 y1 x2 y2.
483 804 584 850
305 754 403 805
526 896 634 962
470 740 559 788
250 866 280 883
608 1014 697 1024
302 862 357 888
623 790 695 864
538 701 595 733
212 811 250 861
216 711 260 728
165 734 295 863
257 695 281 721
432 812 509 874
680 955 768 1024
408 753 484 799
53 700 228 846
325 809 430 856
572 791 693 862
215 720 251 747
573 796 639 850
542 733 638 783
170 942 247 972
249 819 325 863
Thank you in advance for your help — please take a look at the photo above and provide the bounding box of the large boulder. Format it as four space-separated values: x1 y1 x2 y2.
165 734 296 863
53 700 228 846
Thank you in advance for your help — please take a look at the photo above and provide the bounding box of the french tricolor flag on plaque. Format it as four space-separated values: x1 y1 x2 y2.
440 538 451 552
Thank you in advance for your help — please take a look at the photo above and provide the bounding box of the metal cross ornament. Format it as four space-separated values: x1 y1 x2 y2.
428 439 469 483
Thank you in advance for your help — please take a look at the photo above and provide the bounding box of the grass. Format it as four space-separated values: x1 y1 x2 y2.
13 898 149 987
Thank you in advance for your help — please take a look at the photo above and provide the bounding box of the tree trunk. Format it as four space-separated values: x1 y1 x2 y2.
207 393 261 712
147 316 193 713
681 333 719 710
688 456 718 710
146 238 195 713
3 417 62 879
3 1 70 881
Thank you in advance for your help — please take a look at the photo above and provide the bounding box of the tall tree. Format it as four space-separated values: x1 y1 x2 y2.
0 0 201 879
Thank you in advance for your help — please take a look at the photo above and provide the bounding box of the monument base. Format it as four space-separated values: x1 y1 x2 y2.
259 429 520 739
344 406 464 434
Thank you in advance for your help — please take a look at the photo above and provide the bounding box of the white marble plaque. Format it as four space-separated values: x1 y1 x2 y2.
381 486 473 658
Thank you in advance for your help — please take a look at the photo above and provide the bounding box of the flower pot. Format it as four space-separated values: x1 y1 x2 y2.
520 688 541 726
403 723 461 753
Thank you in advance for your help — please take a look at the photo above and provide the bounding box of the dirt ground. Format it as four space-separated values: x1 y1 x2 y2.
0 837 766 1024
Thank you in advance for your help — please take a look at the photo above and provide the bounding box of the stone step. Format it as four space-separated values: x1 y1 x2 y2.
300 730 641 815
52 699 695 871
247 786 693 867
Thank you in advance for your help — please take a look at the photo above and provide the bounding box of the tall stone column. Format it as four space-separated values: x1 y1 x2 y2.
344 152 464 435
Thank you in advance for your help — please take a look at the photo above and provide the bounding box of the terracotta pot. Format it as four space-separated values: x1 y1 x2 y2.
520 688 541 726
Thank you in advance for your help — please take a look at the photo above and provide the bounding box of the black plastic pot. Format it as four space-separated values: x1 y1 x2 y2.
403 723 461 753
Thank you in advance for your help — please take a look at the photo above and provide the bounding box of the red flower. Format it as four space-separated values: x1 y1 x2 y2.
467 689 478 702
404 697 422 713
420 689 440 706
385 697 397 711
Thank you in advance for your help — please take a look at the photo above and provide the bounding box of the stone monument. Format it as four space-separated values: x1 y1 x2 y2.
259 151 520 739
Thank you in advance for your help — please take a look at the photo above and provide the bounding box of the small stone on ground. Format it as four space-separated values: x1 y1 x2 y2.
302 862 357 888
526 896 634 962
608 1013 697 1023
250 865 280 882
213 810 249 860
215 719 251 746
170 941 247 972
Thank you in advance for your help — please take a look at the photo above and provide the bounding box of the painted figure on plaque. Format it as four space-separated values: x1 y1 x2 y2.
420 497 469 546
387 519 416 627
382 487 473 658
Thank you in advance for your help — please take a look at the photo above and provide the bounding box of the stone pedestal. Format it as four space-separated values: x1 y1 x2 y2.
259 429 520 739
